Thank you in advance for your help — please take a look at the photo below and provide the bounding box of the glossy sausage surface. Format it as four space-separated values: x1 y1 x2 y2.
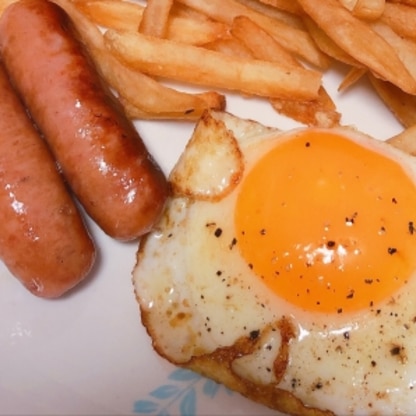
0 62 96 298
0 0 168 241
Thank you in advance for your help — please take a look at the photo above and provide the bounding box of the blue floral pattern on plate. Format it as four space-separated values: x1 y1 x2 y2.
133 368 233 416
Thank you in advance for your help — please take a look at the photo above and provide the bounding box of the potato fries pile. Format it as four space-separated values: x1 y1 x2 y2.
2 0 416 129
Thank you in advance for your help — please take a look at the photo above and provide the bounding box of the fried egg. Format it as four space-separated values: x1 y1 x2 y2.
133 110 416 415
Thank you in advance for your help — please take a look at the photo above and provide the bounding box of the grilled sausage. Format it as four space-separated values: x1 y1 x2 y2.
0 0 168 241
0 61 95 298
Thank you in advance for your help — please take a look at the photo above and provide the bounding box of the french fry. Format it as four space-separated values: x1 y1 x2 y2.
302 16 361 66
368 73 416 128
387 125 416 156
120 93 225 120
255 0 303 15
139 0 173 38
104 29 322 100
204 37 254 60
175 0 331 68
297 0 416 94
371 21 416 82
380 2 416 40
338 67 367 92
77 0 228 46
231 15 340 127
339 0 385 20
231 15 298 66
53 0 226 118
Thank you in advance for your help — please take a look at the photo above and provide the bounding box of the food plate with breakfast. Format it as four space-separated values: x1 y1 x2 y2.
1 0 416 415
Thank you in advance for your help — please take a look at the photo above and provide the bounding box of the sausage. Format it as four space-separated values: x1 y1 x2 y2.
0 0 168 241
0 62 96 298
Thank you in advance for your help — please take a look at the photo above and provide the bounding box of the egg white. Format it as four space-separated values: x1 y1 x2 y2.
134 110 416 415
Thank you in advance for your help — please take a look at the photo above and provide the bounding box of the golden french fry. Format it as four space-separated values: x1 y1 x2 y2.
339 0 385 20
139 0 173 38
380 2 416 40
104 29 322 100
368 73 416 128
204 37 254 60
371 21 416 82
231 15 340 127
387 125 416 156
54 0 226 117
120 97 224 121
255 0 303 15
175 0 330 68
338 67 367 92
297 0 416 94
237 0 305 28
231 15 299 66
302 16 361 66
77 0 228 46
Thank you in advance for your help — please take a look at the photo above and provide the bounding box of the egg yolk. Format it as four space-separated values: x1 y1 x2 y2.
235 130 416 314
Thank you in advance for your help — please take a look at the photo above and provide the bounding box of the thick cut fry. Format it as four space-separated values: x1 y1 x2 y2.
231 15 340 127
381 2 416 40
387 125 416 156
53 0 226 118
368 73 416 128
77 0 228 46
255 0 303 15
175 0 330 68
104 29 322 100
339 0 385 20
139 0 173 38
297 0 416 94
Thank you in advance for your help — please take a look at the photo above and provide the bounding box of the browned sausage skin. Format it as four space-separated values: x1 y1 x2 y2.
0 62 96 298
0 0 168 241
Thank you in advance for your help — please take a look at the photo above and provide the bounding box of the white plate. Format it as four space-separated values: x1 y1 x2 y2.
0 65 403 416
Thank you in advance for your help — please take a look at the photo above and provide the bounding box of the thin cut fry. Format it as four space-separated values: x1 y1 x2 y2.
175 0 330 68
77 0 228 46
255 0 303 15
380 2 416 40
104 29 322 100
338 66 367 92
302 16 360 67
138 0 173 38
204 37 254 60
368 73 416 128
297 0 416 94
53 0 226 118
231 15 340 127
339 0 385 20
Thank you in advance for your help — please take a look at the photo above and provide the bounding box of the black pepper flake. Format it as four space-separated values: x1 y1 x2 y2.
409 221 415 235
214 228 222 237
260 228 266 235
388 247 397 255
216 270 222 276
337 308 343 314
346 290 355 299
305 141 311 147
326 240 336 248
249 329 260 340
392 197 398 204
345 212 358 226
229 237 237 249
390 345 402 356
343 331 350 340
371 360 377 367
364 278 374 284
